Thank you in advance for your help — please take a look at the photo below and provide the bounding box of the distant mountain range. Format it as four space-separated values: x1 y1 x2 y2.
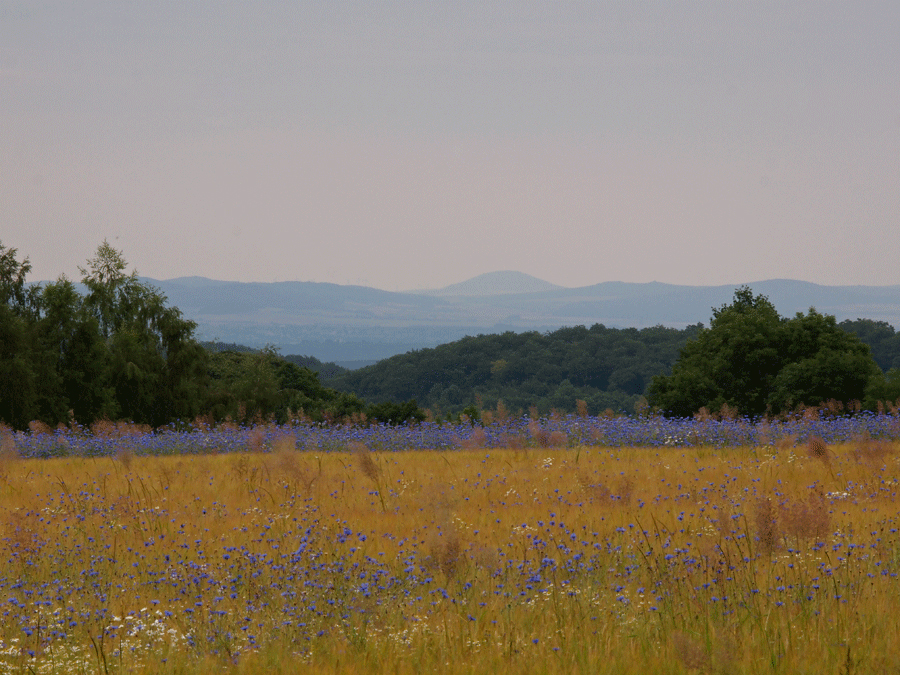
409 271 564 296
138 273 900 367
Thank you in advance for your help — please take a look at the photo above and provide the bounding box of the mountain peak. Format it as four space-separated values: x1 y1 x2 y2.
413 271 564 297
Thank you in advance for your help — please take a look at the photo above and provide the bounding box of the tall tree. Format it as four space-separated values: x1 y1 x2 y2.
648 287 880 417
0 303 37 428
768 309 878 412
31 277 116 425
0 241 37 316
0 242 38 428
79 241 207 426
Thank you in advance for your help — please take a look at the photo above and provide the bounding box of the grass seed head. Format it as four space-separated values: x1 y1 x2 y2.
806 435 831 465
754 497 780 556
352 442 380 482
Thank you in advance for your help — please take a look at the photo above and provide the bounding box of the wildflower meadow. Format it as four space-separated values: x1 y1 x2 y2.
2 412 900 673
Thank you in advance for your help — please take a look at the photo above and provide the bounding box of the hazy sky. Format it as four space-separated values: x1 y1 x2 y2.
3 2 899 290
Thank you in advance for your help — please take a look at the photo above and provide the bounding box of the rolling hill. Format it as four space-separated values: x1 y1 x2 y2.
139 274 900 365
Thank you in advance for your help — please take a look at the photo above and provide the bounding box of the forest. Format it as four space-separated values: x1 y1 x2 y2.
0 241 394 429
326 323 701 417
3 240 900 430
327 304 900 418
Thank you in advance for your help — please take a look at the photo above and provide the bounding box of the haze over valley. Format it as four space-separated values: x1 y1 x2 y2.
142 271 900 366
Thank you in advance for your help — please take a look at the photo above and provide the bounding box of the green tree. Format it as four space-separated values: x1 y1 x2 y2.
648 287 880 417
329 323 698 416
0 303 37 428
648 287 782 417
79 241 207 426
767 309 877 412
232 349 282 423
366 399 426 426
866 368 900 409
205 347 367 424
0 241 39 317
839 318 900 372
0 242 38 428
31 277 116 425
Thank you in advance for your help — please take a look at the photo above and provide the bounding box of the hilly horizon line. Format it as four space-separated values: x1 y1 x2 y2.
140 270 900 297
30 270 898 363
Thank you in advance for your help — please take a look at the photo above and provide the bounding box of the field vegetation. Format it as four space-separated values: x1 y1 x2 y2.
2 417 900 674
5 241 900 673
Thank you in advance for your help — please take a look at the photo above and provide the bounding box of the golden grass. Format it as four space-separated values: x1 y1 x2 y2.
0 442 898 673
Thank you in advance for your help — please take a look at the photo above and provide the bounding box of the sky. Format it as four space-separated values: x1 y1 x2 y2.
2 1 899 291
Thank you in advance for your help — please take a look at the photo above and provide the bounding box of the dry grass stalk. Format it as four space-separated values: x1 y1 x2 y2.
712 632 739 674
90 419 151 439
428 528 464 580
351 442 380 482
590 483 612 502
528 420 550 447
495 400 509 424
823 398 845 417
714 502 734 538
28 420 53 435
718 402 738 420
579 472 611 502
616 475 635 506
577 472 634 506
460 427 487 449
672 631 710 672
754 497 780 556
780 494 831 543
505 433 525 450
755 420 772 446
548 430 568 447
271 435 319 492
471 543 500 574
576 399 589 419
247 426 268 453
802 406 820 422
271 433 296 455
694 406 714 422
115 447 134 471
776 435 796 452
852 438 895 467
90 418 117 438
0 425 17 461
806 435 831 466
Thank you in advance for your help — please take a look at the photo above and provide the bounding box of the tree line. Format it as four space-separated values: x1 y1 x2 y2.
328 289 900 419
0 241 421 430
3 240 899 429
648 287 900 417
327 323 701 417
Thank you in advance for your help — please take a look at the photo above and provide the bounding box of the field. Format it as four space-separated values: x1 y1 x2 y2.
2 416 900 674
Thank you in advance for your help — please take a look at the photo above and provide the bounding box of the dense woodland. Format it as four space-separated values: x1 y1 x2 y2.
327 306 900 418
2 241 900 430
326 324 702 417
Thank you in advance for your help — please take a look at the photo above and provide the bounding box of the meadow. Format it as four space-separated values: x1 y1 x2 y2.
2 413 900 674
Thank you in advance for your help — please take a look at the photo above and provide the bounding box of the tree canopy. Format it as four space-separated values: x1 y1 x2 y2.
647 287 881 417
327 323 701 417
0 241 388 430
3 245 897 430
0 240 208 427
